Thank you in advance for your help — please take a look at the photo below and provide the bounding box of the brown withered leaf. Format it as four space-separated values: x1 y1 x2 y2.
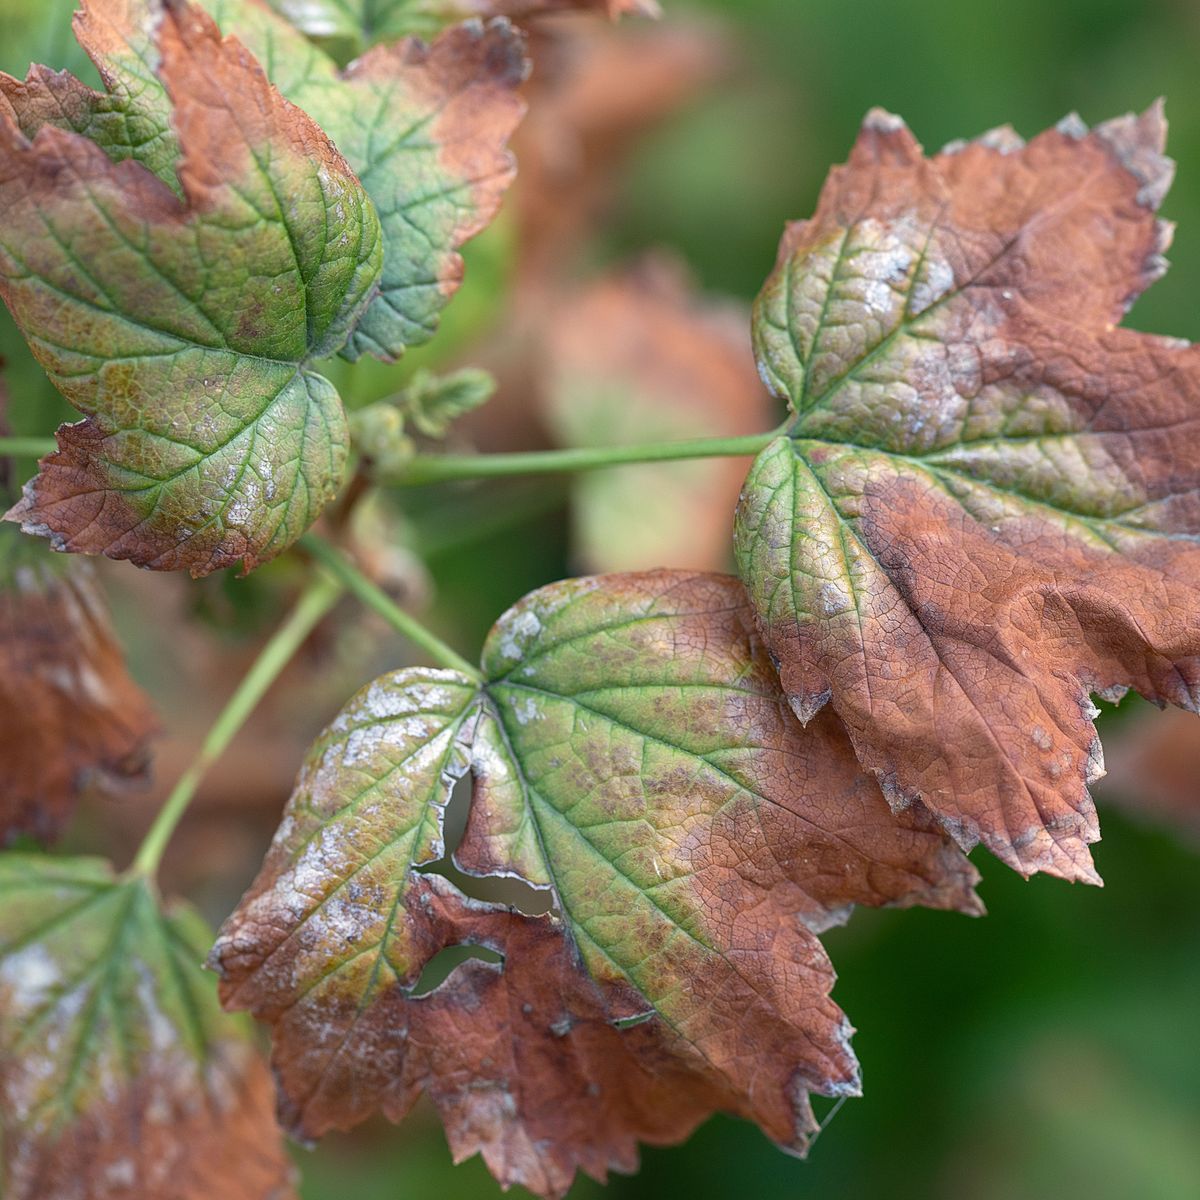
1099 705 1200 845
0 527 156 843
212 570 979 1198
735 104 1200 883
0 854 295 1200
542 258 773 572
512 16 727 285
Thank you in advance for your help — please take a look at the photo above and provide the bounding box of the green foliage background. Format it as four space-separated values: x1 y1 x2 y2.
2 0 1198 1196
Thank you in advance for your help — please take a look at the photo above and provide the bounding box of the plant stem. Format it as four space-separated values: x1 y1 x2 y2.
300 533 482 682
388 431 780 487
128 572 343 879
0 436 56 457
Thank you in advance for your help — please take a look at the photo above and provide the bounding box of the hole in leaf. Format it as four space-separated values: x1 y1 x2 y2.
440 770 474 853
611 1011 655 1031
410 943 503 997
421 859 558 916
422 772 557 916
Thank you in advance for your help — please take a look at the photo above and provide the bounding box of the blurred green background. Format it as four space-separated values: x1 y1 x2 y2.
3 0 1200 1197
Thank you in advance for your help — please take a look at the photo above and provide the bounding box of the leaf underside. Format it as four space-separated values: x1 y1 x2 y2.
735 104 1200 882
212 569 980 1200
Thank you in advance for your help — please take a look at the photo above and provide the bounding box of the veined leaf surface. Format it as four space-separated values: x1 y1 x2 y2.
212 570 980 1199
0 1 381 573
0 853 295 1199
735 105 1200 881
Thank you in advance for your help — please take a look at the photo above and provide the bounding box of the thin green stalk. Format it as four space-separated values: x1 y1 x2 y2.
0 436 56 457
129 572 343 879
388 431 781 487
300 533 482 682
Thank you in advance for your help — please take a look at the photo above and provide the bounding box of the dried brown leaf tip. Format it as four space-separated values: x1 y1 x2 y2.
735 103 1200 883
0 527 156 844
0 855 296 1200
212 570 979 1198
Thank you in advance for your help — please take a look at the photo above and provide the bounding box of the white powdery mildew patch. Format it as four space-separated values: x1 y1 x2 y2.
907 246 955 315
133 960 178 1057
223 476 260 530
843 216 919 323
4 982 87 1125
0 942 61 1011
816 581 853 619
496 608 543 664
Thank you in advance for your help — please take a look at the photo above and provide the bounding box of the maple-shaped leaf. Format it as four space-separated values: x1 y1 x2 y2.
266 0 657 48
206 0 527 359
0 853 296 1199
0 1 382 574
46 0 528 361
0 527 157 844
212 570 979 1198
733 104 1200 883
540 258 773 573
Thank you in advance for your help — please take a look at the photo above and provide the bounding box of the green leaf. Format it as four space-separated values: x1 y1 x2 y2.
201 0 527 360
0 853 294 1199
48 0 527 360
734 106 1200 882
212 569 979 1199
0 2 381 574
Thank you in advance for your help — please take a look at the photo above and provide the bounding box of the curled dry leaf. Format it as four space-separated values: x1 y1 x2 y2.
734 104 1200 883
212 570 980 1199
542 259 774 572
0 0 381 574
266 0 657 49
0 526 156 844
0 854 295 1200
